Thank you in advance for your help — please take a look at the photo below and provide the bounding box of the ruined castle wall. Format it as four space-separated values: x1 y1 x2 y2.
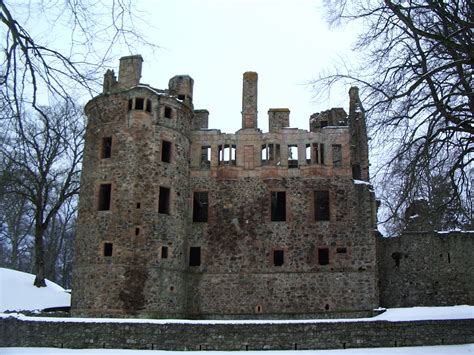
378 231 474 308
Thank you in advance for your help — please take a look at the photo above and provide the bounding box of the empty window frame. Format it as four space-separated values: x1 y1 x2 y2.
352 164 362 180
161 140 172 163
314 190 330 221
200 146 211 168
318 248 329 265
101 137 112 159
312 143 325 164
288 144 298 168
305 144 311 164
158 186 171 214
193 191 209 222
161 246 169 259
218 144 236 165
271 191 286 221
261 143 281 165
135 97 145 110
189 246 201 266
336 247 347 254
103 242 113 257
98 184 112 211
332 144 342 167
164 106 173 118
273 250 284 266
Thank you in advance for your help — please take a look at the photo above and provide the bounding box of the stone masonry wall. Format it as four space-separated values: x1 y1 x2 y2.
1 317 473 350
378 231 474 308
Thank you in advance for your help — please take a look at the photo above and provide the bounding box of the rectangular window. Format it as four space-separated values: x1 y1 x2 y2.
312 143 325 164
164 106 172 118
161 140 172 163
318 248 329 265
161 246 168 259
314 190 330 221
193 191 209 222
261 143 281 165
271 191 286 221
103 242 113 257
336 247 347 254
98 184 112 211
273 250 284 266
352 164 362 180
332 144 342 167
288 144 298 168
158 186 170 214
146 99 152 113
101 137 112 159
200 146 211 168
189 247 201 266
135 97 144 110
218 144 236 165
305 144 311 164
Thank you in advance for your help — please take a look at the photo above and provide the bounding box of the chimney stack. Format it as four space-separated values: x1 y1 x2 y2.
241 72 258 129
118 55 143 88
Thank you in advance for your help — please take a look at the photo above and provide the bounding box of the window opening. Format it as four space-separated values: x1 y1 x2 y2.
332 144 342 167
320 120 328 128
261 143 281 165
135 227 140 236
271 191 286 221
164 106 173 118
158 187 170 214
288 144 298 168
337 247 347 254
178 94 185 101
136 202 141 209
218 144 236 165
135 97 145 110
352 164 362 180
101 137 112 159
103 243 113 257
312 143 325 164
193 191 209 222
189 247 201 266
161 246 168 259
200 146 211 168
314 190 330 221
305 144 311 164
318 248 329 265
98 184 112 211
161 140 172 163
273 250 284 266
146 99 152 113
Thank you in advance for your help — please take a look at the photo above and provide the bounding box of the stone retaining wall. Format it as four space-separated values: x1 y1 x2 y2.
1 317 473 350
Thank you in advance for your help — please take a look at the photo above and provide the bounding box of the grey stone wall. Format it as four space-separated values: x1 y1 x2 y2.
378 231 474 308
1 317 473 350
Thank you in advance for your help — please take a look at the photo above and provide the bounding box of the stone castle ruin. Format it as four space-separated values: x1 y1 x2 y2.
71 55 473 319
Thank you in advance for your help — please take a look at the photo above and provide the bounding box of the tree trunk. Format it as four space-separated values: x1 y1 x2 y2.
33 224 47 287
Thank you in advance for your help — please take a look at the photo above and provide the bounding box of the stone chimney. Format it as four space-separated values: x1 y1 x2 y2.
118 55 143 88
241 72 258 129
192 109 209 130
268 108 290 132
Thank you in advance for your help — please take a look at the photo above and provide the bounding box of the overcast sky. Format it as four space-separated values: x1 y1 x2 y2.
134 0 359 133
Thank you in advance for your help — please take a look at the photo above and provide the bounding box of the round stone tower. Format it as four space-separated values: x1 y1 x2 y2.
71 55 194 317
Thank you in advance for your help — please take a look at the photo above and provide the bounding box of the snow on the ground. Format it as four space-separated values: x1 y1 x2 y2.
1 344 474 355
0 268 70 312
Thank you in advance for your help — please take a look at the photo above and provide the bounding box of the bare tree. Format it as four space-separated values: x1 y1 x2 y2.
1 0 155 119
315 0 473 227
1 100 84 287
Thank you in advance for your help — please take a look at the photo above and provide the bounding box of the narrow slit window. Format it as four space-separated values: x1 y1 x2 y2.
271 191 286 221
314 190 330 221
103 243 113 257
146 99 152 113
98 184 112 211
352 164 362 180
332 144 342 167
158 186 171 214
101 137 112 159
135 227 140 236
193 191 208 222
161 140 172 163
189 247 201 266
135 97 144 110
200 146 211 168
161 246 168 259
288 144 298 168
164 106 173 118
273 250 284 266
318 248 329 265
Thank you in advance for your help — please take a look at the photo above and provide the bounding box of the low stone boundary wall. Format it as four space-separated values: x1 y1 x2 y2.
1 316 473 350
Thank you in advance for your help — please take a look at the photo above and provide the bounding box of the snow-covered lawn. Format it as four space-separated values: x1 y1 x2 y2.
0 268 70 312
1 345 474 354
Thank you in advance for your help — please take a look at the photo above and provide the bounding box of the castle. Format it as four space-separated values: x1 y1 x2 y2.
71 55 472 319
